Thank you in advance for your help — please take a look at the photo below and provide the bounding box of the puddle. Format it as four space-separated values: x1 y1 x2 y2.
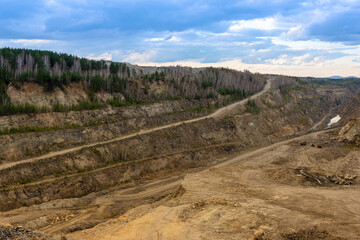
327 115 341 127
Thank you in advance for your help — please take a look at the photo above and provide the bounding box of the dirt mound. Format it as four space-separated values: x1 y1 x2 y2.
168 185 186 199
270 167 358 186
269 168 304 185
282 227 344 240
338 118 360 145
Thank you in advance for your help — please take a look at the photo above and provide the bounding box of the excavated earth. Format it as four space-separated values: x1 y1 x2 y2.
0 79 359 239
67 129 360 240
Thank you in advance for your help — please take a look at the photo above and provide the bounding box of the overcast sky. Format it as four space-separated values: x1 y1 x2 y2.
0 0 359 77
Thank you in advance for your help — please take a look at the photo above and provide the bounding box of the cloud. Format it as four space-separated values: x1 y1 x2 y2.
270 38 355 51
0 0 360 77
86 52 113 61
264 54 323 66
123 50 157 63
145 38 165 42
167 36 181 42
280 25 307 40
140 56 360 78
144 35 181 43
9 39 59 46
229 16 290 32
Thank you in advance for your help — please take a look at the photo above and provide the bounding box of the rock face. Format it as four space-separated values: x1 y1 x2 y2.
338 118 360 145
7 82 89 108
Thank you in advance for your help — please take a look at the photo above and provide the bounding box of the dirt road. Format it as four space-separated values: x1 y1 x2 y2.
68 127 360 240
0 79 273 171
2 126 359 239
311 108 333 130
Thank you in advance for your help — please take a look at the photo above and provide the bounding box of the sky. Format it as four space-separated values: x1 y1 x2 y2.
0 0 360 77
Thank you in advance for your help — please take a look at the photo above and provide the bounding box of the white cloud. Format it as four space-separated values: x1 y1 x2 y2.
145 35 181 43
138 56 360 78
167 36 181 42
265 54 323 66
270 37 356 52
145 38 164 42
87 52 113 61
229 16 291 32
123 50 157 63
7 39 59 46
281 25 307 40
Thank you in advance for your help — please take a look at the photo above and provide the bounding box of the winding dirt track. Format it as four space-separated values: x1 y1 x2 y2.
0 79 272 171
40 176 184 235
68 126 360 240
45 129 331 237
311 108 333 130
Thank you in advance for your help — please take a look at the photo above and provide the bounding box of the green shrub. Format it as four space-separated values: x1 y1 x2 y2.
0 102 38 116
244 100 260 114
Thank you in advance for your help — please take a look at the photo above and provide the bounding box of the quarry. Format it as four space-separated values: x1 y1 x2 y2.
0 49 359 239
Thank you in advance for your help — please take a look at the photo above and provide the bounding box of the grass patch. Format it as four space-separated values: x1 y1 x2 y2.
0 119 107 136
244 100 260 114
187 107 206 113
265 102 283 109
18 177 33 185
0 123 81 136
279 86 306 95
90 147 101 155
299 97 320 102
52 101 104 112
291 105 312 113
299 118 308 125
222 115 235 121
0 102 39 116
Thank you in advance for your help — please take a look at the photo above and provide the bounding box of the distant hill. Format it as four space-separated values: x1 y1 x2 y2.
328 76 359 79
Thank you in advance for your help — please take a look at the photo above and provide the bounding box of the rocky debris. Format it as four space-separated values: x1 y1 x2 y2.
329 174 357 185
272 167 358 187
304 143 322 148
191 201 206 210
47 213 75 224
0 225 52 240
300 170 357 186
298 169 327 185
338 118 360 145
253 229 265 240
299 169 358 186
282 227 344 240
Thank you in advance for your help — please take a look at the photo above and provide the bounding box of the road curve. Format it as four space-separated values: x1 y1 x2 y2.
0 79 273 171
311 108 333 130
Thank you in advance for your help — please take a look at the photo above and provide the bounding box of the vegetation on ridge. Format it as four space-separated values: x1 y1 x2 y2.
0 48 267 116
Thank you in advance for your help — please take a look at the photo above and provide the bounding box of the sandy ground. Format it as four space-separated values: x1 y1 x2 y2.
1 128 359 239
62 129 360 240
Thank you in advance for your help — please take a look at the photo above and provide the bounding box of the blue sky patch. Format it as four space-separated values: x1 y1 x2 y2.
0 0 359 77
